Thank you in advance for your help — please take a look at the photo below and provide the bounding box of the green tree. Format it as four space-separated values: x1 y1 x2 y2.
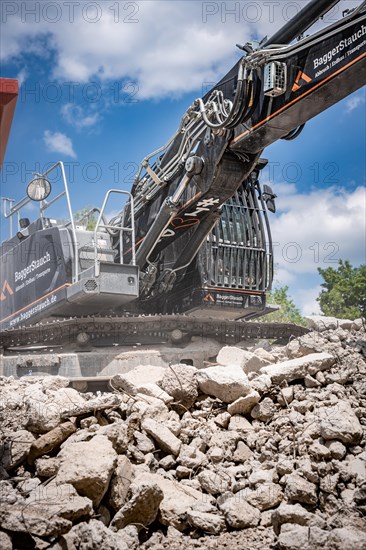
265 285 305 325
74 206 97 231
317 260 366 320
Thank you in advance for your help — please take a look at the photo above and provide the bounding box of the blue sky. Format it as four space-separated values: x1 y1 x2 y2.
1 0 365 315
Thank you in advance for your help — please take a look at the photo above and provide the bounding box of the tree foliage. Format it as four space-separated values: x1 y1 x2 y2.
317 260 366 320
265 285 305 325
74 206 97 231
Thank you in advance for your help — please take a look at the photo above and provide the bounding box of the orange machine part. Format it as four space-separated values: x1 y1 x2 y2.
0 78 18 170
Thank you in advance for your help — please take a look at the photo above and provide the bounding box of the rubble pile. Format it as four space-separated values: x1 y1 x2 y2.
0 316 365 550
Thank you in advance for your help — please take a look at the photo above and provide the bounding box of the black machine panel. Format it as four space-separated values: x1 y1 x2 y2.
0 227 72 330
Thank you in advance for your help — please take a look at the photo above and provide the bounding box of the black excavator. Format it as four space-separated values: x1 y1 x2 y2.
1 0 365 346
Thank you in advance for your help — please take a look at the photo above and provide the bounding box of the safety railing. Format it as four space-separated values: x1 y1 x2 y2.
93 190 135 277
1 197 19 238
1 161 79 283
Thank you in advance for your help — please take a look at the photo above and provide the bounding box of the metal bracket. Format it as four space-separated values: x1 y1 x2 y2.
142 160 164 187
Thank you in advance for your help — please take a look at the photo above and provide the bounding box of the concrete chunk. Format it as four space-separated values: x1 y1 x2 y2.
278 523 328 549
60 393 120 419
133 471 211 531
25 386 86 433
111 366 166 395
217 346 254 368
318 401 363 445
0 530 12 550
186 510 226 534
136 383 174 404
35 457 60 478
271 502 326 535
196 365 251 403
260 353 335 383
285 473 317 506
28 421 76 465
110 480 163 531
160 364 198 412
243 349 274 374
228 415 254 433
108 455 133 511
0 504 71 537
233 441 253 462
1 430 36 471
198 468 232 495
327 527 366 550
55 435 117 506
57 519 129 550
243 483 283 511
227 390 260 415
219 496 260 529
305 315 353 331
27 482 92 522
141 418 181 456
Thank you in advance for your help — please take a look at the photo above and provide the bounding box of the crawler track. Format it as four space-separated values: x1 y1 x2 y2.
0 314 309 349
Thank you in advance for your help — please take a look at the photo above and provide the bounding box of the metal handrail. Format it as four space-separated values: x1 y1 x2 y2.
40 162 79 282
1 197 18 238
94 189 135 277
1 162 79 282
40 191 66 212
67 207 101 228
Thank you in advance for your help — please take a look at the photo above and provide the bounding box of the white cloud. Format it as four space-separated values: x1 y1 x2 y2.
43 130 76 158
266 184 366 314
270 185 366 275
61 103 99 130
345 92 366 112
16 67 28 87
272 266 296 286
2 1 357 100
296 285 323 316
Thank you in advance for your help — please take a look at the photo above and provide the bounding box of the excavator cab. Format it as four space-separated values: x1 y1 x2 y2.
0 162 139 330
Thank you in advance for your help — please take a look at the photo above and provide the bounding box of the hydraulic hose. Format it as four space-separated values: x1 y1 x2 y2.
282 124 306 141
239 70 262 125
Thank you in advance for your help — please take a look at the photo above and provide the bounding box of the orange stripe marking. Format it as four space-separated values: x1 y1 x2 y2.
294 70 302 83
1 283 71 323
301 72 312 83
179 192 202 211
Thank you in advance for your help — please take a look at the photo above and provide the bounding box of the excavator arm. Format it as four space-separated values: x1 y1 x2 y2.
123 0 365 308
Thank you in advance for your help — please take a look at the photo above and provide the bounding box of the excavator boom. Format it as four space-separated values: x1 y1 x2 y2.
126 1 365 316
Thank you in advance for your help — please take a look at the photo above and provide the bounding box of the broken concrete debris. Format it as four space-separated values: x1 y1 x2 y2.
0 316 364 549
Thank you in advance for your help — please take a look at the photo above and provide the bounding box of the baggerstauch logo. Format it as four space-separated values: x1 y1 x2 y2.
313 23 366 70
14 252 51 282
